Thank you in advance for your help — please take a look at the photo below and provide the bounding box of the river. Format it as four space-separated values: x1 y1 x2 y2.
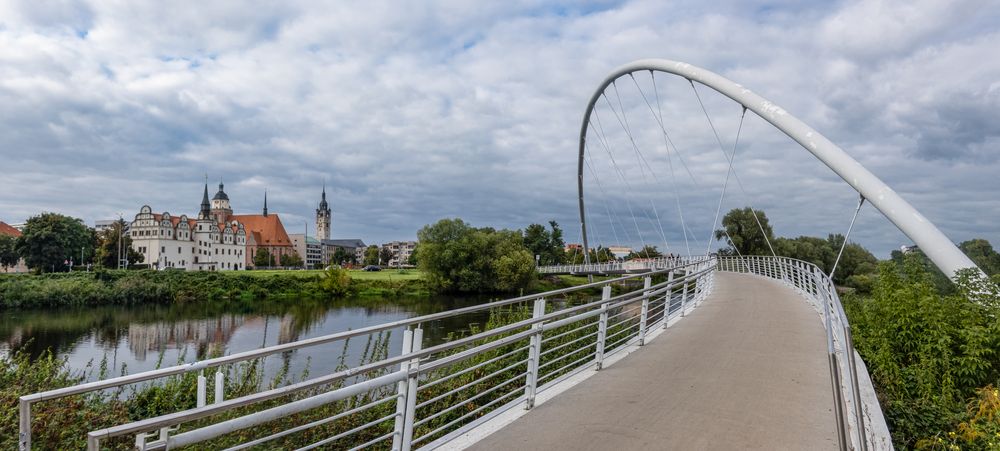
0 294 502 384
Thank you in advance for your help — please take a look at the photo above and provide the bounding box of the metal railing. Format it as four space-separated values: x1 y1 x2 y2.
19 258 716 451
717 255 891 451
538 255 706 275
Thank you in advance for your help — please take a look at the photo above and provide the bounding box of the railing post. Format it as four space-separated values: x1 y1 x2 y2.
595 285 611 370
401 327 423 451
18 399 30 451
663 270 675 329
197 374 207 408
214 371 224 404
681 272 690 317
392 328 414 451
638 277 651 346
525 298 546 409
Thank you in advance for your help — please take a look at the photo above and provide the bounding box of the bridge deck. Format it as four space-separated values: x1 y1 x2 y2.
466 272 838 450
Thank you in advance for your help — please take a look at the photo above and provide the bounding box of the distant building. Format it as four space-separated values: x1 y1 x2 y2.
607 246 632 259
289 234 323 268
382 241 417 267
94 220 124 234
128 181 295 270
0 221 28 273
321 239 367 265
900 245 919 254
7 222 26 232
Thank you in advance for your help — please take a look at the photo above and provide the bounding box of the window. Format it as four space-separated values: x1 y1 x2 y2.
178 247 181 254
161 246 165 253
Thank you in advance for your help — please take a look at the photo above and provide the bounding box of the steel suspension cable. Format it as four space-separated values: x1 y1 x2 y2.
595 96 652 257
583 150 623 249
690 81 776 257
589 111 639 246
604 87 670 257
705 106 747 255
829 194 867 280
645 71 694 256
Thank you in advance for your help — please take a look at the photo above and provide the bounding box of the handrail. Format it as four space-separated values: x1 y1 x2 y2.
19 257 715 450
717 255 892 451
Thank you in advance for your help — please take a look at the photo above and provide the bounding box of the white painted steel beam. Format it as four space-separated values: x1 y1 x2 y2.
578 59 979 278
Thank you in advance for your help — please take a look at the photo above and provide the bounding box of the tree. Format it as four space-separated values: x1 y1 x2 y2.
958 239 1000 276
15 213 95 272
408 244 420 266
363 245 380 266
826 234 877 286
379 247 395 266
627 245 662 259
0 234 18 270
253 248 273 268
523 221 566 266
331 247 353 265
95 219 143 268
714 207 774 256
282 251 304 268
417 218 535 293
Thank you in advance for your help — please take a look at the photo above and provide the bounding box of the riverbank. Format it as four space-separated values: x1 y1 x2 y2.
0 269 432 309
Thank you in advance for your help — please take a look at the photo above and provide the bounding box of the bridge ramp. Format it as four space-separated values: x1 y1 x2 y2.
466 272 838 450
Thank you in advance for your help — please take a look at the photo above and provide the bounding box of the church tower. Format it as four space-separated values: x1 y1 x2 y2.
316 184 331 240
199 181 211 220
210 182 233 223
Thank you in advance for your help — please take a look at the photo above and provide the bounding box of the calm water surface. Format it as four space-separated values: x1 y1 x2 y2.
0 294 507 383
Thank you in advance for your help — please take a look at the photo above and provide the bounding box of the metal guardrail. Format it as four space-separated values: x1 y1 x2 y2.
538 256 707 275
718 255 892 451
19 258 716 450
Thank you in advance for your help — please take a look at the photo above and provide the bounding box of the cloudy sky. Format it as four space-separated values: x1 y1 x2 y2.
0 0 997 256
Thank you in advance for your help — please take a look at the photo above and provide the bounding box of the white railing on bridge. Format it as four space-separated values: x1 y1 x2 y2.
538 255 707 275
19 258 716 451
718 255 892 451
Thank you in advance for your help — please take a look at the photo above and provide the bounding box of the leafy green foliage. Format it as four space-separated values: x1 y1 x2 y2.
960 239 1000 276
568 245 616 264
318 266 351 296
714 207 774 256
281 251 304 268
363 245 379 266
94 220 143 268
843 255 1000 449
0 234 18 270
522 220 566 266
379 246 394 266
774 233 877 289
627 245 662 259
253 248 273 268
417 218 535 293
14 213 95 272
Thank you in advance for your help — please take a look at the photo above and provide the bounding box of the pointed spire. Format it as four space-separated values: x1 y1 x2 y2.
263 189 268 217
200 176 211 219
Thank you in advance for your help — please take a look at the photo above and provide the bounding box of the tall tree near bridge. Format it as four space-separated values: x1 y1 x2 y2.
523 221 566 266
417 218 534 293
714 207 775 256
95 219 143 268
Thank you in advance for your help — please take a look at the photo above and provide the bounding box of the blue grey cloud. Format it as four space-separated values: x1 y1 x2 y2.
0 0 997 258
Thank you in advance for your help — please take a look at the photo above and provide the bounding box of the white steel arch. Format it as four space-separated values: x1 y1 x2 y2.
578 59 979 278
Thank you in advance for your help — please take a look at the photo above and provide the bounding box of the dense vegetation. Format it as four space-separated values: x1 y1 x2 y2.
416 218 536 293
844 256 1000 449
0 267 430 309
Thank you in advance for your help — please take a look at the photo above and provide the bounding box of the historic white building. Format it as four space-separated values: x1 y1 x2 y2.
129 183 248 271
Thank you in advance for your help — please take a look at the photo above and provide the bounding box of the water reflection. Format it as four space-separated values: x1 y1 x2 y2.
0 293 500 382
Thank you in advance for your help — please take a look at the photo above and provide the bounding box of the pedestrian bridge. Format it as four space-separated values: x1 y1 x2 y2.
19 256 892 451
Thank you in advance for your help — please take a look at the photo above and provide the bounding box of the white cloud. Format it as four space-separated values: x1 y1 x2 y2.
0 0 997 257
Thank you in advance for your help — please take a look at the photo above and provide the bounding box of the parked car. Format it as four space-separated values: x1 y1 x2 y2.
363 265 382 271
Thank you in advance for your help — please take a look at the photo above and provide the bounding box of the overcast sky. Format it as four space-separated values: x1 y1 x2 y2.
1 0 997 256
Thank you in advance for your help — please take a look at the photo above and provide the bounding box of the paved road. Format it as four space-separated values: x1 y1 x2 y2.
468 272 838 451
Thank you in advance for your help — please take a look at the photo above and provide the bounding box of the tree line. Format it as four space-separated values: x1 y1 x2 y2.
1 213 142 273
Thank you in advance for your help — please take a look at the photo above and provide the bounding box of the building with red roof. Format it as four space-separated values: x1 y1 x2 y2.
0 220 28 273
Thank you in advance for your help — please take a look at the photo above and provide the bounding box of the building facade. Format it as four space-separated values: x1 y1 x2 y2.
381 241 417 267
289 234 323 268
127 182 295 270
321 239 366 266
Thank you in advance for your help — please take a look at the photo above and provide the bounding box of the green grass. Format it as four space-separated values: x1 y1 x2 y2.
228 269 425 281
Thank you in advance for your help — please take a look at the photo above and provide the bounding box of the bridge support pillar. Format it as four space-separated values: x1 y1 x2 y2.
595 285 611 370
638 277 651 346
393 327 423 451
524 298 546 409
663 271 674 329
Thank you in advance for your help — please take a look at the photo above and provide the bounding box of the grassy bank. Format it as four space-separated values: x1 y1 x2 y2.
0 269 431 309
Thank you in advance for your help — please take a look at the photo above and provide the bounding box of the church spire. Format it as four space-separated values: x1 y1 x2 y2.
263 190 268 217
199 176 211 219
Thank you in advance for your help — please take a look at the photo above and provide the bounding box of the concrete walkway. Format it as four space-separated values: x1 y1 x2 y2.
467 272 838 451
